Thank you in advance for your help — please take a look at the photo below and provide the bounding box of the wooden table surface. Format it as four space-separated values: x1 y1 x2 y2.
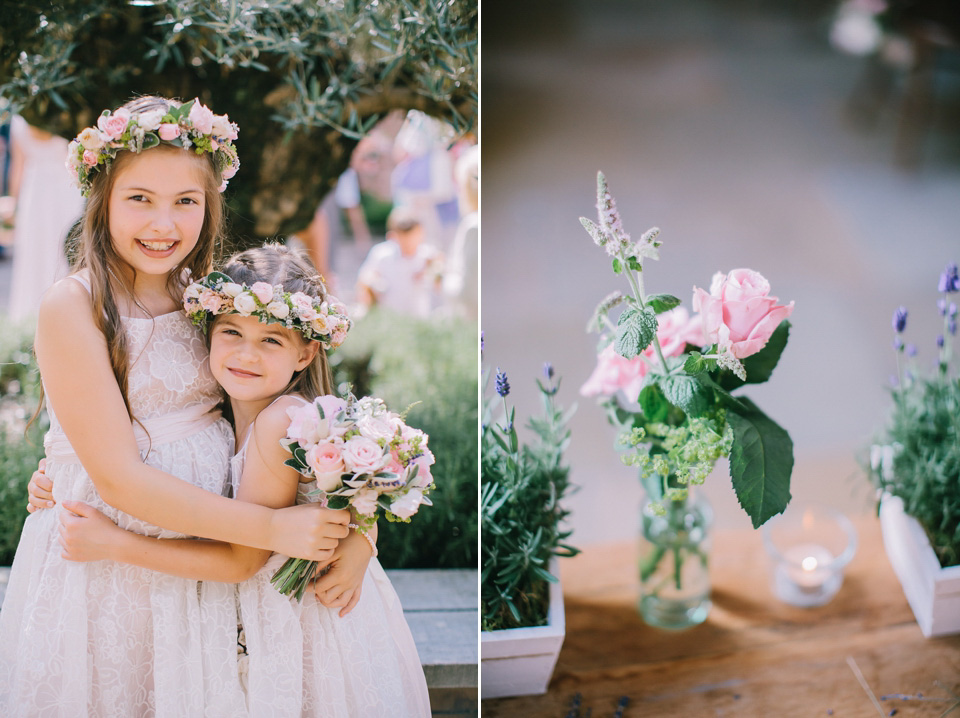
482 516 960 717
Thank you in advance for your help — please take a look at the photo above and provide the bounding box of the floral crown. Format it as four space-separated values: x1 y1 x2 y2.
66 98 240 196
183 271 351 350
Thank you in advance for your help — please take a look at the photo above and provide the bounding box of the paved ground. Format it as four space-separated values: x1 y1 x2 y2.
482 0 960 543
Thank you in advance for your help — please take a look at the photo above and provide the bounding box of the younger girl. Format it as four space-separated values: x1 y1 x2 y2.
0 96 349 717
54 244 432 717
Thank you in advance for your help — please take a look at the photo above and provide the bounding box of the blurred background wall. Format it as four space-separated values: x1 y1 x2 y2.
482 0 960 543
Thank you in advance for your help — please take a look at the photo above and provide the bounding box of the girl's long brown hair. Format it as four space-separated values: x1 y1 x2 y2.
70 96 226 420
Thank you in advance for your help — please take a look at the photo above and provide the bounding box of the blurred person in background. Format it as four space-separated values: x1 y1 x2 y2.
390 111 459 254
7 115 84 323
441 143 478 322
355 205 443 319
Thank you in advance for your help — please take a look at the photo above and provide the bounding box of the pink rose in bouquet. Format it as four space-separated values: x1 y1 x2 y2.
692 268 794 359
305 443 345 491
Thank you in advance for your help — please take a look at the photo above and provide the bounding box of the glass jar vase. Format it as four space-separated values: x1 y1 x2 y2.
638 489 713 630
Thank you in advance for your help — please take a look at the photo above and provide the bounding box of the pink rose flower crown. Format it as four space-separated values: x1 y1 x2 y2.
66 98 240 196
580 171 796 529
182 270 352 351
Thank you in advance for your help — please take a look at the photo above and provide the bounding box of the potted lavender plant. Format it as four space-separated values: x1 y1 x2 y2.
480 361 578 699
869 263 960 638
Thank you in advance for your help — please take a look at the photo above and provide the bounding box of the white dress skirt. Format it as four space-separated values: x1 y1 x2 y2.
230 408 432 717
0 293 246 718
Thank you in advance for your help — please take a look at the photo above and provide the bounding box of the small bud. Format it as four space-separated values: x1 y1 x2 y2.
892 306 908 333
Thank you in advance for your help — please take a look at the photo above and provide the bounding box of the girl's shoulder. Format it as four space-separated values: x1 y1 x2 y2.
254 394 310 439
38 271 94 319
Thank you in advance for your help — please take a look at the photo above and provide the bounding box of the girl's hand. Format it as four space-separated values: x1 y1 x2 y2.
58 500 122 562
312 528 374 617
26 458 55 513
269 504 351 561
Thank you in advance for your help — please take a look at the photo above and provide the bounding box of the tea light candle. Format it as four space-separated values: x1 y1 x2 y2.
777 544 835 597
763 503 858 608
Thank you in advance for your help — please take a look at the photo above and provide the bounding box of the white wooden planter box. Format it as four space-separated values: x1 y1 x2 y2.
879 494 960 637
480 559 565 699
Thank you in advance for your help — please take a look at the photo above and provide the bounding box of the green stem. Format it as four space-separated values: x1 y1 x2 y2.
624 260 670 374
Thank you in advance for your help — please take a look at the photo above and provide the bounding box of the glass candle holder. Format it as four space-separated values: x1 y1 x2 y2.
762 502 858 608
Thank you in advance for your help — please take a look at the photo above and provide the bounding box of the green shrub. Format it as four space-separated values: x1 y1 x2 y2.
332 308 478 569
480 364 578 631
0 315 47 565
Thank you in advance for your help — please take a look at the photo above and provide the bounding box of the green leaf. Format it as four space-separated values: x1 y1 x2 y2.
612 258 623 274
327 495 350 510
727 397 794 528
718 321 791 390
627 256 643 273
638 383 670 422
646 293 682 314
615 307 657 359
659 374 711 417
683 352 708 375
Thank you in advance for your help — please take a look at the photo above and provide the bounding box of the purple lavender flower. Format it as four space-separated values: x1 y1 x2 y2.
906 343 917 357
950 318 957 336
892 306 908 333
939 263 959 293
495 368 510 397
937 334 945 348
938 298 948 316
543 362 554 380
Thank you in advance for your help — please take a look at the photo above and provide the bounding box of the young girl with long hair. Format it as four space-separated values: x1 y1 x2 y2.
0 97 350 717
52 244 431 716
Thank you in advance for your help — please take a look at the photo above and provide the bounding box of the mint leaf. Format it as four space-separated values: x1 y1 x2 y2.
615 307 657 359
659 374 711 417
646 293 682 314
727 397 793 528
638 383 670 421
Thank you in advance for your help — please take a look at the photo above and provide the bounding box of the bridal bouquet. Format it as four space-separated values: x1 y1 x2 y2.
579 172 796 627
270 393 435 599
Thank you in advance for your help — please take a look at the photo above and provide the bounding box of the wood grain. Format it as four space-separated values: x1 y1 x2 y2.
482 517 960 717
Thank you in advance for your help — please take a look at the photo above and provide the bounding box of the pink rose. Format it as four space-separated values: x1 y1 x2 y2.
351 488 379 517
188 100 215 134
221 162 238 180
581 307 705 400
390 488 425 520
158 123 181 141
97 109 131 140
199 289 222 313
692 269 794 359
251 281 274 304
305 442 345 491
341 436 387 475
82 150 98 167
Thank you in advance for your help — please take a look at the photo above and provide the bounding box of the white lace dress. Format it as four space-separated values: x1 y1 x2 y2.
0 295 247 718
231 411 432 717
